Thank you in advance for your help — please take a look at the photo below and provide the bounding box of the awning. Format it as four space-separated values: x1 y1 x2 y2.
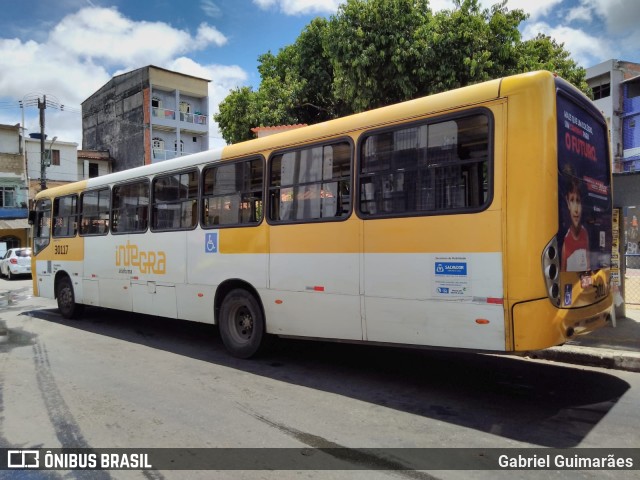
0 219 30 230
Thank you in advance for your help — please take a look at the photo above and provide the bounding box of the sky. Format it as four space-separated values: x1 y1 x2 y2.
0 0 639 150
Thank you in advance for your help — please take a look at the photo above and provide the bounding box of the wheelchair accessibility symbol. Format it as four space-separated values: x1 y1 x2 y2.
205 233 218 253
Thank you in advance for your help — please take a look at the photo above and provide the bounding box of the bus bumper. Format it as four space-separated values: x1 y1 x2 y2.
511 296 613 351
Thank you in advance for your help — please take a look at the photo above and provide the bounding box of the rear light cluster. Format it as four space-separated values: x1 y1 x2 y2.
9 258 17 264
543 236 560 306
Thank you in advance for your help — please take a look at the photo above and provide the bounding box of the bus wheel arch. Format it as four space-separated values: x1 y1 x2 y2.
55 272 84 319
215 280 267 359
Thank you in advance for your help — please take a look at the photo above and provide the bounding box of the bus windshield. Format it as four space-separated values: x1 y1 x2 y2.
556 90 612 275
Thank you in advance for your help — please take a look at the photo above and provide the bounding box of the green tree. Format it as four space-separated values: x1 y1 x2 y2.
325 0 432 112
419 0 527 95
517 33 588 93
215 0 588 144
214 86 258 145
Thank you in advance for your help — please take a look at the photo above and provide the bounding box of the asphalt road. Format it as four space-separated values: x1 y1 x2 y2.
1 277 639 480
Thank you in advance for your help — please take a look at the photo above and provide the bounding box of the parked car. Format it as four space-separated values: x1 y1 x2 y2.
0 247 32 280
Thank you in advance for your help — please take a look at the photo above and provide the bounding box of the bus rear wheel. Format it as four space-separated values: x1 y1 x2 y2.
56 276 83 319
219 289 265 359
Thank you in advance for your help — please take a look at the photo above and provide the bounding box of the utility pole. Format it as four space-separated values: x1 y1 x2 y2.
38 95 47 190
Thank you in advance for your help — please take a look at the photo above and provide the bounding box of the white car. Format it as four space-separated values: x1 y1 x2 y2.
0 247 32 280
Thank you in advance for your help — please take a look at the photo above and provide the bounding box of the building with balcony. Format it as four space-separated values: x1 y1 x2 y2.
585 59 640 172
81 65 210 172
622 75 640 171
0 124 29 248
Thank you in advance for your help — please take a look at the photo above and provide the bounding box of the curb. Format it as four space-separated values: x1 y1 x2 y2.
526 346 640 373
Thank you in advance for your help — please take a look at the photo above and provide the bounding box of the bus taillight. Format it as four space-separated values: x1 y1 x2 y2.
543 236 561 306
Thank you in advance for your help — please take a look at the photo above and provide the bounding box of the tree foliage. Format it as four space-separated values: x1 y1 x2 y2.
215 0 588 144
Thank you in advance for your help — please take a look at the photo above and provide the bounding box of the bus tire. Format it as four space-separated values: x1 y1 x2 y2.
219 289 265 359
56 276 83 319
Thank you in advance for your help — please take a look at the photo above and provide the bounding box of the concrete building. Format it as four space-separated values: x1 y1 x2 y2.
82 65 210 172
0 124 29 249
585 59 640 173
77 150 113 180
622 75 640 171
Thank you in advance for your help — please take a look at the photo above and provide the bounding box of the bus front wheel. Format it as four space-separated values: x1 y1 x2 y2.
56 276 83 319
219 289 265 359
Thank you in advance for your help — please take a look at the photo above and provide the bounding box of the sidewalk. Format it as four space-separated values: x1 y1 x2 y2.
527 307 640 372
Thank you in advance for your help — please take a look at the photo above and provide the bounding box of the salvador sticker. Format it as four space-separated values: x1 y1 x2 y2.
433 257 471 298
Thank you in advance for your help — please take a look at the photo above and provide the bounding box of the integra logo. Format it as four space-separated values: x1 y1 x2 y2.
115 241 166 274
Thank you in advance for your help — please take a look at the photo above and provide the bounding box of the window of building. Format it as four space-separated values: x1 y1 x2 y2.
179 102 191 114
628 82 640 99
0 186 16 207
88 163 99 178
358 112 491 217
51 149 60 166
203 158 263 227
592 83 611 100
152 97 162 109
112 180 149 234
174 140 184 154
269 142 351 223
53 194 78 238
80 188 110 236
152 138 165 160
152 170 198 231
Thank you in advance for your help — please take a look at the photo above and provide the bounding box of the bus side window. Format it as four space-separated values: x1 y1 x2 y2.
152 170 198 231
80 188 110 236
202 158 263 228
112 180 149 234
358 113 490 217
268 141 351 223
52 194 78 238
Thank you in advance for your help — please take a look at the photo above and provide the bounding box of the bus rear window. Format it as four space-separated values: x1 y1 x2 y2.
556 92 611 273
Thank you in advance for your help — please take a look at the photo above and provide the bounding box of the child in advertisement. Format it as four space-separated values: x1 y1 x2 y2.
561 177 590 272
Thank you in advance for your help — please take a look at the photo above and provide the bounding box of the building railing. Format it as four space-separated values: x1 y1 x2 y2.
152 107 176 120
152 149 188 161
152 107 207 125
180 112 208 125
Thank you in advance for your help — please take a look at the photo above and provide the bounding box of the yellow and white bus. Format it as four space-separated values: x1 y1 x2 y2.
31 71 614 358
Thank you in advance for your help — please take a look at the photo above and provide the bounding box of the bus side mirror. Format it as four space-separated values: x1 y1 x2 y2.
28 210 36 225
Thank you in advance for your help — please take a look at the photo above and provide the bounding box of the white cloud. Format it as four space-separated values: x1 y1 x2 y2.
200 0 223 18
0 6 242 149
578 0 640 33
497 0 563 20
253 0 342 15
566 5 593 24
522 21 614 67
48 7 227 67
429 0 563 19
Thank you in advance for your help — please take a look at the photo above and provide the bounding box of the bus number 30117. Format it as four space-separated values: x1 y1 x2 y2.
55 245 69 255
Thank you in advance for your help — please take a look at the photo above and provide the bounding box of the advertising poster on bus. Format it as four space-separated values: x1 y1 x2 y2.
556 93 612 276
